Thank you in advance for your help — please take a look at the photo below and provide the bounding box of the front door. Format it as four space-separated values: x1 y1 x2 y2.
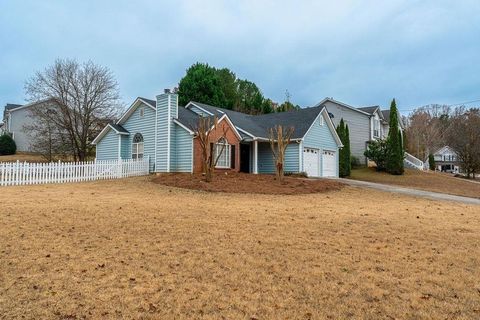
240 143 250 173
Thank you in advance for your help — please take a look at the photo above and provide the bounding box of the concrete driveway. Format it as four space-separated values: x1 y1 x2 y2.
341 179 480 206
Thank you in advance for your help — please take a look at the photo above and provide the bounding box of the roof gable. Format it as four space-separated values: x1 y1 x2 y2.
117 97 156 125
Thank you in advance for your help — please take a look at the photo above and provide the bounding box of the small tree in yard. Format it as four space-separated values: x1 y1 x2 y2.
268 125 294 181
0 134 16 155
386 99 404 175
364 139 388 171
428 154 435 171
193 116 230 182
336 119 351 177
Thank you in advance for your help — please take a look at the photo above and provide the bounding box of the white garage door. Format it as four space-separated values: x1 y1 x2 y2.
303 148 319 177
322 150 337 177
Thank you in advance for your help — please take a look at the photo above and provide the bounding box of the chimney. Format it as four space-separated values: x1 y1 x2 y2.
155 88 178 172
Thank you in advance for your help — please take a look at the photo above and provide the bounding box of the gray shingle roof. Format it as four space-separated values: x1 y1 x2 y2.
382 110 391 122
5 103 22 111
110 123 129 134
178 101 324 139
358 106 379 115
138 97 156 108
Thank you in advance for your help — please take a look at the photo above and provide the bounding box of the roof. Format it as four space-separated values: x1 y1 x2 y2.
382 110 391 122
181 101 328 140
358 106 379 115
5 103 22 111
314 97 371 116
110 123 129 134
138 97 156 108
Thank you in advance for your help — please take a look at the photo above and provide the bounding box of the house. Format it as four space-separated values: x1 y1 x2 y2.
2 99 65 152
93 90 343 178
430 146 460 173
313 98 404 165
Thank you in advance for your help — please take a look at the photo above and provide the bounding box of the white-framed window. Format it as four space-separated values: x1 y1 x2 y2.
139 107 145 117
373 119 380 138
215 137 231 168
319 114 324 126
132 133 144 160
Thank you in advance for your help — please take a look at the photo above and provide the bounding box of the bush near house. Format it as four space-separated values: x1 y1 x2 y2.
364 139 388 171
0 134 16 155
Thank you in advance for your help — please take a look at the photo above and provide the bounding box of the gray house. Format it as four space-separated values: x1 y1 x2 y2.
2 99 59 152
313 98 404 165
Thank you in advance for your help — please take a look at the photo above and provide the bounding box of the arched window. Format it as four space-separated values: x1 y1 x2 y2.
132 133 144 160
215 137 231 168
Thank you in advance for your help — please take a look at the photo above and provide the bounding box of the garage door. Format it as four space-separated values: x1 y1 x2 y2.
303 148 319 177
322 150 336 177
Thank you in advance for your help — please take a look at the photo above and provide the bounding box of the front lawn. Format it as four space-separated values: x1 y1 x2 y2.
350 167 480 199
1 177 479 319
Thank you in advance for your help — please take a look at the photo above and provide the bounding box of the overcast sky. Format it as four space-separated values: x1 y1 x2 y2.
1 0 479 114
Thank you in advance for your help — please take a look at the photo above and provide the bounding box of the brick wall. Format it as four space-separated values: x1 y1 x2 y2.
193 118 241 173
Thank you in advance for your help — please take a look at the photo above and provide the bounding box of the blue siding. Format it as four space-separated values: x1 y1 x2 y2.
121 102 156 171
257 142 299 174
172 124 193 172
96 129 119 160
120 135 129 159
303 112 340 177
156 94 178 172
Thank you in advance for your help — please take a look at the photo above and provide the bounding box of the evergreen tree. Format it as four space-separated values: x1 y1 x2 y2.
344 124 351 176
178 63 227 107
386 99 404 175
336 119 349 177
0 134 16 155
428 153 435 171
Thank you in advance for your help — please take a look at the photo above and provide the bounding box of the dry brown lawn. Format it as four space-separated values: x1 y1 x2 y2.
351 167 480 199
0 153 47 163
1 177 480 319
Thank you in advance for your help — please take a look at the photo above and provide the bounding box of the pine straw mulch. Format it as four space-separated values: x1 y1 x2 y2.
152 172 344 195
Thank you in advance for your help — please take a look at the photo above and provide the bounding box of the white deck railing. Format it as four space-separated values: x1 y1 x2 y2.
404 152 425 170
0 158 149 187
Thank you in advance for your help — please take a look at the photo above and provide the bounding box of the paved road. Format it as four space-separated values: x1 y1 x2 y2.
341 179 480 206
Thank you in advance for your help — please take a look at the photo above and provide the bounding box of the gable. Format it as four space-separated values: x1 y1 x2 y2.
117 98 156 125
303 111 340 150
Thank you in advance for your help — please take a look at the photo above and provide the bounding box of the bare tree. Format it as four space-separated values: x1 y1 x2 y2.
193 116 230 182
405 104 451 159
23 103 71 161
268 125 294 181
25 59 122 161
446 107 480 178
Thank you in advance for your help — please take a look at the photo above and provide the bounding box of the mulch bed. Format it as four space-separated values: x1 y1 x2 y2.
152 172 344 195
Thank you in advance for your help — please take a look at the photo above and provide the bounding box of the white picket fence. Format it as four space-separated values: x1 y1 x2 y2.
0 158 150 186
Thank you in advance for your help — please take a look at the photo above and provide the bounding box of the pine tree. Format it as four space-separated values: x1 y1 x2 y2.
386 99 404 175
344 124 351 176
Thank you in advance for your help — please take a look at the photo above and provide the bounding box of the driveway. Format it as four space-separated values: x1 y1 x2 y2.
341 179 480 205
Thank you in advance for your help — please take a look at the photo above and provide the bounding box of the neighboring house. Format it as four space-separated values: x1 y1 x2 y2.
313 98 404 165
93 90 343 178
430 146 460 173
2 99 59 152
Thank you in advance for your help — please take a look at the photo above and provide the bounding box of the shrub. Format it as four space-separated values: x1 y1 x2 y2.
350 155 361 168
0 134 16 155
364 139 388 171
336 118 351 177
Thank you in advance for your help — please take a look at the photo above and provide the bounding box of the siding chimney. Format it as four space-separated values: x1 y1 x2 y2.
155 90 178 172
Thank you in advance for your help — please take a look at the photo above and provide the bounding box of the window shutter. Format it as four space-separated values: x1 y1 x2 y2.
210 143 214 165
230 145 236 169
